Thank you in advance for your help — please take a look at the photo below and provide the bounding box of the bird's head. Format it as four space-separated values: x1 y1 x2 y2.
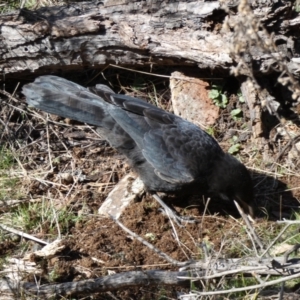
209 153 254 217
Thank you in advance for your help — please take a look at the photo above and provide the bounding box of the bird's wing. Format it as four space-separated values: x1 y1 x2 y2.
93 89 223 184
142 113 222 184
24 76 222 185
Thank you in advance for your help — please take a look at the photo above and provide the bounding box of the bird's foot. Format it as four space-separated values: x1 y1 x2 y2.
158 207 197 226
152 194 197 226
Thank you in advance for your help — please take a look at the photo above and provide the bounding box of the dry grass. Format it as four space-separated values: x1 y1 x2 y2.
0 0 66 13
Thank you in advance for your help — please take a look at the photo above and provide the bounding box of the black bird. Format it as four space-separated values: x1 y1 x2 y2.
23 76 254 219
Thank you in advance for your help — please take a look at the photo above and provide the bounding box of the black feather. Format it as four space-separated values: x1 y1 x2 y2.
23 76 254 216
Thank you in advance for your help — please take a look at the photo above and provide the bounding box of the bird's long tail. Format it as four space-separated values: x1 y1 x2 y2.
23 75 115 127
23 75 139 151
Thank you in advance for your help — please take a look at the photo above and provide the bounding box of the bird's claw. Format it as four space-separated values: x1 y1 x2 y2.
158 207 197 226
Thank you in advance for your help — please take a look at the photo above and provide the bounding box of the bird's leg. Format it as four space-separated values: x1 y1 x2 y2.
152 194 196 226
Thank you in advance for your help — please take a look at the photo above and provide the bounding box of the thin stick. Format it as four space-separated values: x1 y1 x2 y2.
182 271 300 296
49 193 61 240
45 119 54 172
0 223 48 245
200 197 211 238
109 64 221 80
277 220 300 225
234 200 265 253
110 215 189 267
259 223 290 258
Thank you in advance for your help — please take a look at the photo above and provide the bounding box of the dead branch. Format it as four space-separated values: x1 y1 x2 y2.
0 270 192 297
0 0 297 77
2 256 300 298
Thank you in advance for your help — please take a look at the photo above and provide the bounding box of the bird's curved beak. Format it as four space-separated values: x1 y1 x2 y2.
236 198 254 218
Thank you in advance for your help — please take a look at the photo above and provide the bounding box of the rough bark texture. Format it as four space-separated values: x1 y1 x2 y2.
0 0 298 77
2 255 300 297
1 270 192 297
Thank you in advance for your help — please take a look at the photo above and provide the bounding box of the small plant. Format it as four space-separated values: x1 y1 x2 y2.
0 147 21 201
280 213 300 245
48 267 61 282
0 0 37 13
237 90 245 103
131 77 146 91
7 200 81 236
145 232 156 241
230 108 243 121
148 82 160 108
228 135 241 154
144 201 156 209
0 147 15 170
206 126 215 137
294 0 300 12
209 85 228 108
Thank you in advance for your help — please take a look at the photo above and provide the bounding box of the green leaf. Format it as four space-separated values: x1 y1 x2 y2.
238 93 245 103
232 135 239 142
206 127 215 136
209 89 220 99
231 108 242 116
231 108 243 120
228 144 241 154
221 94 228 108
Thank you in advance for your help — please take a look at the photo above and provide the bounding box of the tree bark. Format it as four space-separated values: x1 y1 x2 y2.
0 0 298 77
1 270 191 297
